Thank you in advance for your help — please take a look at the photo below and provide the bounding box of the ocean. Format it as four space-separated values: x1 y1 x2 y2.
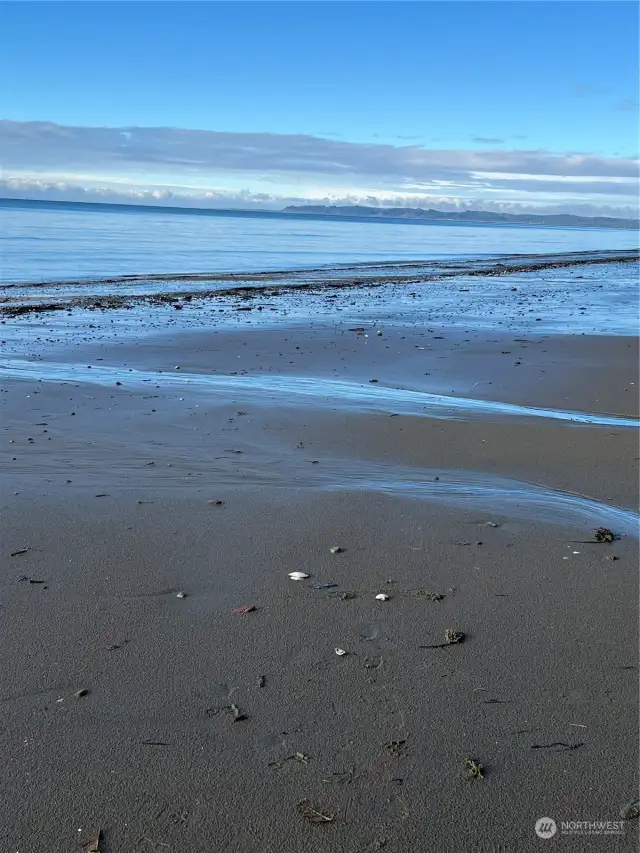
0 198 637 284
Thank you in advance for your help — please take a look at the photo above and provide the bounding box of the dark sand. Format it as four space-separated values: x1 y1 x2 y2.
1 274 639 851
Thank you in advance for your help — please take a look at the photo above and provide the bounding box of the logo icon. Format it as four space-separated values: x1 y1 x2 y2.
535 817 558 839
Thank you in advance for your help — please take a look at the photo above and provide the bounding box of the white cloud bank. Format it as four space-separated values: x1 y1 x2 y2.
1 120 638 217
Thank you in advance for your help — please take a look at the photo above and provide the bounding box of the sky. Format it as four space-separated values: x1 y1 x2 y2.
1 1 638 217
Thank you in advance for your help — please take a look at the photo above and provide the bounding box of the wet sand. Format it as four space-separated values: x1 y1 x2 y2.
1 262 639 852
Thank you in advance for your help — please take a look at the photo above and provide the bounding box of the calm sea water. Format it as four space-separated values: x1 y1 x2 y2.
0 198 637 284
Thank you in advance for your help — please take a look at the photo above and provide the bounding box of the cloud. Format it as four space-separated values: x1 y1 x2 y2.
571 83 608 99
0 120 638 216
468 175 638 196
471 137 505 145
2 176 637 220
615 98 639 112
1 120 637 180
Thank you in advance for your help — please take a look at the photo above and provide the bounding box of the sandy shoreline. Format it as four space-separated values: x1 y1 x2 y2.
1 262 638 851
1 248 638 315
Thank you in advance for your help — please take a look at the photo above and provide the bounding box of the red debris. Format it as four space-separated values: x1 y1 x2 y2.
231 605 256 614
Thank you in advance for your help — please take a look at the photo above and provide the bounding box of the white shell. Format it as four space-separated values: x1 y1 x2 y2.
375 593 390 601
329 546 342 554
335 648 347 656
288 571 310 581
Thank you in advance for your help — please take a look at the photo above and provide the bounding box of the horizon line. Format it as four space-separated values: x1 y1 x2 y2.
1 196 638 228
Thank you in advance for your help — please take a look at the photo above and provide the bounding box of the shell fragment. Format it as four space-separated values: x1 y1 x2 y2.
288 571 310 581
335 648 347 656
375 593 390 601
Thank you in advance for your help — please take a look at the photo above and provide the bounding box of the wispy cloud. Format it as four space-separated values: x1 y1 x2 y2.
614 98 639 112
570 83 609 99
471 137 505 145
469 175 638 196
0 120 638 216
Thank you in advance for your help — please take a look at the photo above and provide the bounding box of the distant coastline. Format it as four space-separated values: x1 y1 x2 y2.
1 196 638 231
283 204 640 230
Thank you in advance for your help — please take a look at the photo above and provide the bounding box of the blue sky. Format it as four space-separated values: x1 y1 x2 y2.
1 1 638 215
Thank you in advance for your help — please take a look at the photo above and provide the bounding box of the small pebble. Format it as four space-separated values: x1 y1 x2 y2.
176 591 187 599
231 703 246 722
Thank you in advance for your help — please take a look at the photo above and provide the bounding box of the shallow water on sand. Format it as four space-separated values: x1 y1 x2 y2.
2 358 638 428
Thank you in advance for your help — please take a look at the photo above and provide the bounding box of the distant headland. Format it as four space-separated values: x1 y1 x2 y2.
282 204 639 230
1 197 637 230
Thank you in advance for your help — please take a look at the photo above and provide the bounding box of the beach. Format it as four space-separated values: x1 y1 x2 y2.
1 250 638 852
